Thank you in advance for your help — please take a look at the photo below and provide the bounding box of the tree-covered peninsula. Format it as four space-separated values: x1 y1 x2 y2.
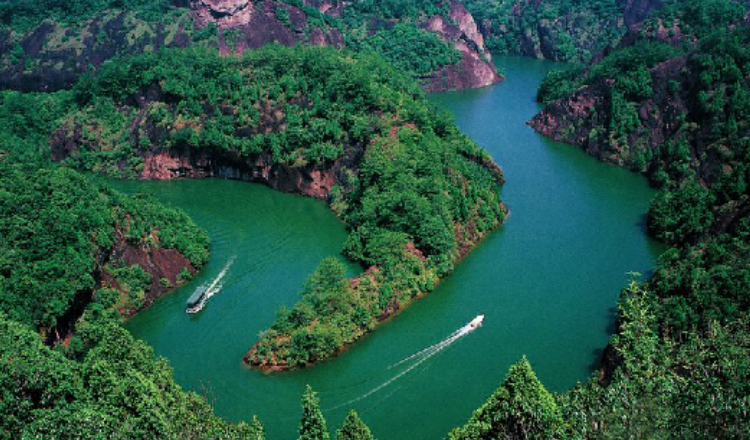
2 0 750 439
14 44 505 369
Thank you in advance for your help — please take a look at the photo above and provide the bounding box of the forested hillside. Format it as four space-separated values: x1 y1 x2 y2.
461 0 749 63
0 0 499 93
1 44 506 369
0 30 504 439
443 0 750 438
2 0 750 439
463 0 626 62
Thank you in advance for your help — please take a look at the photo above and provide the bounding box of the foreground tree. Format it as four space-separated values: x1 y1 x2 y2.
299 385 330 440
447 357 561 440
249 415 265 440
336 410 376 440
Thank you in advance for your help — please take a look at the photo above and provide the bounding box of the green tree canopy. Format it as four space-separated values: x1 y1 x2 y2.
336 410 376 440
299 385 330 440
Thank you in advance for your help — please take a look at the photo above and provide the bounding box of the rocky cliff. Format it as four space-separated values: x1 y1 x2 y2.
0 0 497 93
422 1 501 92
463 0 629 63
529 55 691 170
529 1 750 187
618 0 666 26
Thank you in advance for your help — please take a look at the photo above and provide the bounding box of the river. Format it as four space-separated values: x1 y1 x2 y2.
120 56 663 440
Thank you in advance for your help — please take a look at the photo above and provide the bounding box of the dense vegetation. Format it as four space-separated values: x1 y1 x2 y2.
462 0 625 62
356 23 462 77
445 1 750 438
4 0 750 439
0 0 177 32
0 159 207 337
0 44 505 367
0 0 465 93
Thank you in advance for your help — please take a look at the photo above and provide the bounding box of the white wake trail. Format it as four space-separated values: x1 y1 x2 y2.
326 317 481 412
203 255 236 301
387 323 474 370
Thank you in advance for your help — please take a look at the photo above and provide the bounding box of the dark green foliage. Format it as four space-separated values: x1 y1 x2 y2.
538 40 680 104
514 3 750 439
64 46 422 171
0 0 175 32
59 46 505 368
336 410 376 440
360 24 461 76
0 90 75 160
338 0 450 22
0 0 462 93
555 282 750 439
0 159 207 331
447 357 562 440
299 385 330 440
0 313 260 440
647 0 747 41
463 0 625 63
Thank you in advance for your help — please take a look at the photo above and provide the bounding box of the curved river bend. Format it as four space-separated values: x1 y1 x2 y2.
120 56 663 440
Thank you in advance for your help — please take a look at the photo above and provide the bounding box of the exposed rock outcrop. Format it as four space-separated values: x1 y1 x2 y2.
618 0 666 27
191 0 345 55
422 1 501 92
466 0 628 63
529 56 691 169
101 225 196 318
48 221 198 345
138 147 359 199
0 0 496 93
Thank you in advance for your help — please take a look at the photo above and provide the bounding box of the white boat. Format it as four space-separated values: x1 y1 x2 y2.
469 314 484 329
186 285 207 314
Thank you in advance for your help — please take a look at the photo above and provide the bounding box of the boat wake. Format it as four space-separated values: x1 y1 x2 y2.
186 256 236 314
325 315 484 412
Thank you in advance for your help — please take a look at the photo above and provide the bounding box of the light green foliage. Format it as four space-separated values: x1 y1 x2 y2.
556 281 750 439
448 357 561 440
250 415 267 440
109 262 152 312
64 46 423 171
299 385 330 440
336 410 376 440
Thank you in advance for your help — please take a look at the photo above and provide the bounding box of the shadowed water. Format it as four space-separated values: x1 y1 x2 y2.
121 56 663 440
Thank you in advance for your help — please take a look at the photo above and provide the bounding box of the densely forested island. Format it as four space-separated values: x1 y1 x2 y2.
2 0 750 439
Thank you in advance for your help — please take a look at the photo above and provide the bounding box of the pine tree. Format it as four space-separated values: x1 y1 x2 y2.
446 356 561 440
336 410 376 440
249 415 265 440
299 385 330 440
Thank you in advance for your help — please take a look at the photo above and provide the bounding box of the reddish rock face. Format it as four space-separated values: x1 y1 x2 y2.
191 0 344 54
422 1 502 92
191 0 499 92
102 225 195 318
529 55 697 171
139 148 349 200
192 0 254 27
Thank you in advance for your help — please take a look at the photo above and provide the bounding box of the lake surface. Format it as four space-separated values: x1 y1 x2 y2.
122 56 663 440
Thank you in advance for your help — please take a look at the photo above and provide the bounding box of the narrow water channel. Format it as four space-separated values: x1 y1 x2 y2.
122 56 663 440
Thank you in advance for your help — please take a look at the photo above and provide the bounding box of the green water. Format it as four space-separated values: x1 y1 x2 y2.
122 56 663 440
